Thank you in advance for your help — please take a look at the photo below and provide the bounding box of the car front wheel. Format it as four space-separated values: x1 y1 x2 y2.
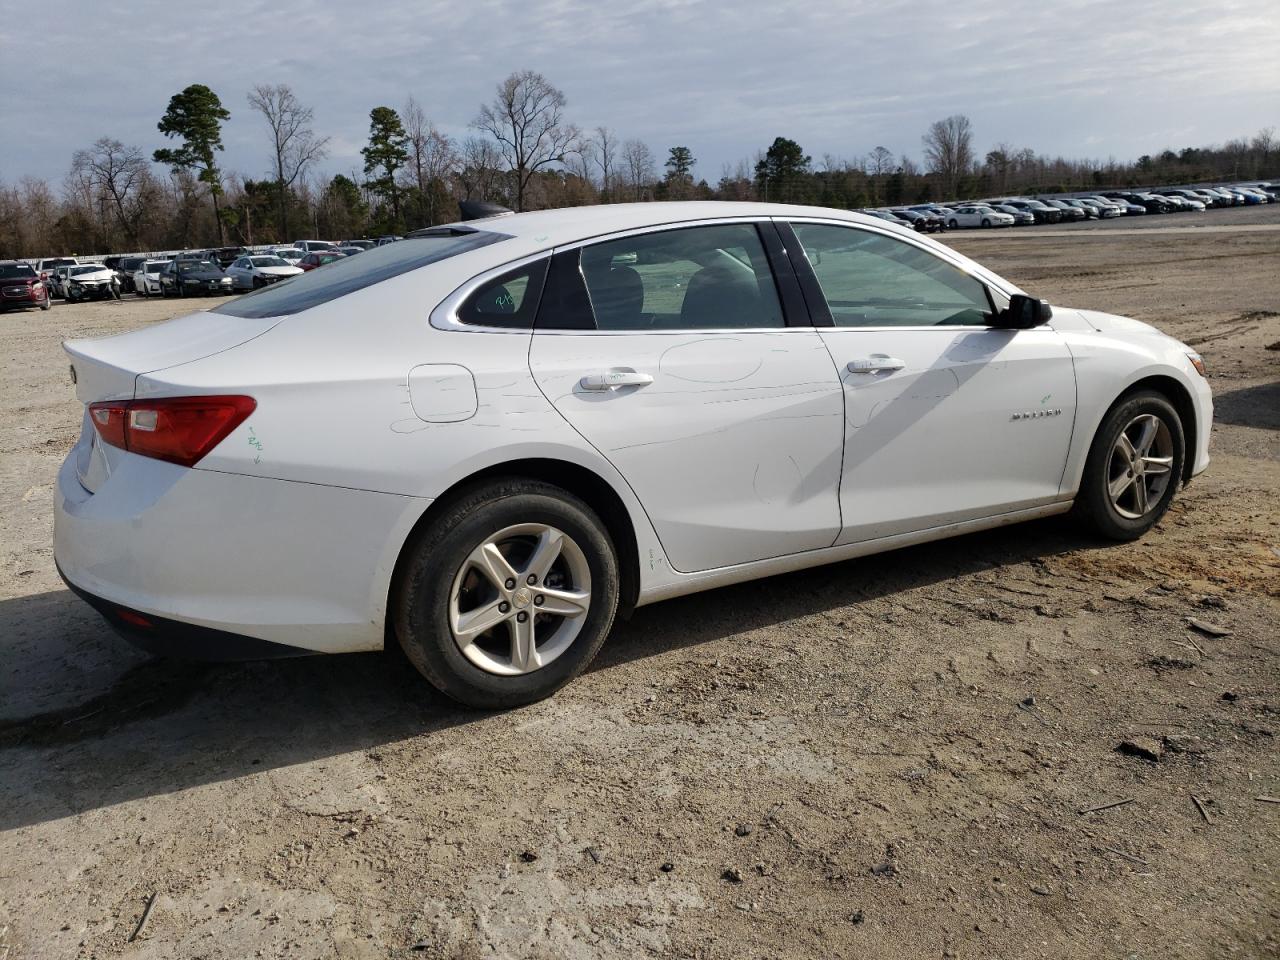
948 219 958 229
395 478 620 709
1076 391 1185 541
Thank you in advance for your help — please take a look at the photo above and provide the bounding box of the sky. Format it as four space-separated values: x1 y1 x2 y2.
1 0 1276 187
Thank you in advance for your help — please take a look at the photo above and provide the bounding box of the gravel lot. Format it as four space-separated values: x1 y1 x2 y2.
2 207 1278 960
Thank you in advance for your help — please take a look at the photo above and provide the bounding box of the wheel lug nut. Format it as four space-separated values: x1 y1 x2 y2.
526 574 538 586
534 595 544 607
504 578 516 590
516 611 528 623
499 601 510 613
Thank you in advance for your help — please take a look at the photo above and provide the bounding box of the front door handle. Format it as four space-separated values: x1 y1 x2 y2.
579 369 655 391
847 356 906 375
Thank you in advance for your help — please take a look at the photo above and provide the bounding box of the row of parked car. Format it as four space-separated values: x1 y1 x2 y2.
12 237 403 310
861 181 1277 232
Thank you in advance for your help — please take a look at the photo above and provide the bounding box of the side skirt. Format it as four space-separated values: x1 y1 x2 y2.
636 501 1075 607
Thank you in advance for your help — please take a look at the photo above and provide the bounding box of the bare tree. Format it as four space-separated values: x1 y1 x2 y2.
922 114 974 197
1253 126 1276 172
473 70 580 211
620 139 655 200
565 132 596 191
867 146 895 178
70 137 150 246
402 96 457 227
456 136 504 203
592 126 618 200
247 83 329 239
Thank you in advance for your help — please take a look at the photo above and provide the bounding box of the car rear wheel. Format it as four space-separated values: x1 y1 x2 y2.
395 478 620 709
1076 391 1184 541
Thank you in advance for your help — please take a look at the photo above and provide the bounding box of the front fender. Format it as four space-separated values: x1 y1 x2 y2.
1058 325 1211 494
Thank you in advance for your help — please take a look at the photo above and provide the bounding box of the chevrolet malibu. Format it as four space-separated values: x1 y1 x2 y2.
55 202 1212 708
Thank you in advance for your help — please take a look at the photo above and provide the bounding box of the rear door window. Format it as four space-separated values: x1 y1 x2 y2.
576 223 784 330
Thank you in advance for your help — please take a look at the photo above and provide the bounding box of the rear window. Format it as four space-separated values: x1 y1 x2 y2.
214 231 508 319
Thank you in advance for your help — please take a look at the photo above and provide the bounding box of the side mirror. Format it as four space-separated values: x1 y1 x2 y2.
996 294 1052 329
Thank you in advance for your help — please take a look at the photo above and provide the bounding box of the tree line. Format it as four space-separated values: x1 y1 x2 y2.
0 70 1276 259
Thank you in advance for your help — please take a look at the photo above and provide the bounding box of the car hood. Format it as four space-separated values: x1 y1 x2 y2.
259 266 303 276
1071 309 1177 340
70 270 113 282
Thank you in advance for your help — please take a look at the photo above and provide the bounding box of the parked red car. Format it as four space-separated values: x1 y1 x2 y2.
0 261 52 312
297 251 347 271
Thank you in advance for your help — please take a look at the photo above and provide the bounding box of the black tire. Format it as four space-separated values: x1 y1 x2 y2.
40 297 51 311
981 217 991 228
395 478 620 709
948 218 959 229
1075 390 1185 541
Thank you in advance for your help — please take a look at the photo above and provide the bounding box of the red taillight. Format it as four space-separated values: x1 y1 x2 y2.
88 395 256 468
90 401 129 449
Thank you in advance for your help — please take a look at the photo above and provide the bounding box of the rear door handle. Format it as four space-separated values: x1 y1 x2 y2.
579 370 654 391
847 356 906 375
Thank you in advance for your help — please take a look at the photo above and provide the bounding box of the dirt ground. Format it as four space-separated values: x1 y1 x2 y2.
1 206 1278 960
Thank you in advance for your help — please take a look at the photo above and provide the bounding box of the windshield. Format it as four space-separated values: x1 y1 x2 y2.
178 261 217 273
0 264 36 279
71 265 106 276
144 261 169 273
215 231 508 319
251 257 289 267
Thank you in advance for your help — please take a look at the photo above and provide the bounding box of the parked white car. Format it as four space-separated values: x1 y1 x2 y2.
56 202 1211 708
946 205 1015 229
225 255 304 291
292 240 337 253
267 246 306 263
63 264 120 302
133 260 172 297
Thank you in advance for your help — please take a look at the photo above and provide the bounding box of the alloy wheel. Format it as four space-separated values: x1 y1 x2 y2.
1107 413 1174 519
448 523 592 676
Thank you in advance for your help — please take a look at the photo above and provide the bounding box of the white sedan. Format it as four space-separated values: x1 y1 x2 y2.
55 202 1212 708
133 260 172 297
225 254 304 291
946 205 1015 229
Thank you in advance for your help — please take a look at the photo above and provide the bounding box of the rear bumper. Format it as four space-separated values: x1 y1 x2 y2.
58 564 311 660
54 444 429 656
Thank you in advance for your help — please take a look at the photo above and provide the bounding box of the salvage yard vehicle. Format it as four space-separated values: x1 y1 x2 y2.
55 202 1213 709
946 204 1014 228
64 264 120 302
225 254 303 290
113 256 146 293
0 261 52 312
36 257 77 290
297 250 346 271
133 259 171 297
158 259 234 297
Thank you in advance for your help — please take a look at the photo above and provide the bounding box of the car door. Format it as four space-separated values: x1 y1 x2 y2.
527 219 846 573
783 219 1076 545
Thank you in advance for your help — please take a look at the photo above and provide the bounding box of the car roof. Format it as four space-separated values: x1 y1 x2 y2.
442 201 893 247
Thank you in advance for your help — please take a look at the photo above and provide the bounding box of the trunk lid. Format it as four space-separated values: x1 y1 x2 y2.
64 309 283 403
64 309 286 493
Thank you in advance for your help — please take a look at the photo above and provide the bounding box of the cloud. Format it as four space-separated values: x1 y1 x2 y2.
1 0 1275 185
